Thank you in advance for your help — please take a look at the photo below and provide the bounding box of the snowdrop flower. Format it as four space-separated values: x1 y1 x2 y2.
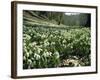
41 34 46 38
23 56 26 60
29 50 33 55
62 39 66 43
44 41 50 46
54 51 60 58
43 51 52 57
51 42 55 45
50 34 53 37
24 34 31 40
26 52 30 57
43 52 48 57
37 48 42 53
28 59 32 64
34 53 40 60
49 52 52 56
32 42 37 46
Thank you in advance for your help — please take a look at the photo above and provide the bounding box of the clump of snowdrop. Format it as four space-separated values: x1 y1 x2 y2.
34 53 41 60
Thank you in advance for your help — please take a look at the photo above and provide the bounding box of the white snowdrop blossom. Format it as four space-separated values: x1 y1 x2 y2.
44 41 50 46
54 51 60 58
24 34 31 40
51 42 55 45
23 56 26 60
62 39 66 43
37 47 42 53
43 51 52 57
28 59 32 64
32 42 37 46
29 50 32 55
50 34 53 37
41 34 46 38
34 53 40 60
26 52 30 57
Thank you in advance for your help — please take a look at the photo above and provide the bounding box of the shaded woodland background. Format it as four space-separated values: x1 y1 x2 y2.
23 10 91 27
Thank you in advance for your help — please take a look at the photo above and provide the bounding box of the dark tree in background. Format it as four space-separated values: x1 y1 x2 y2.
85 14 91 27
79 13 91 27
